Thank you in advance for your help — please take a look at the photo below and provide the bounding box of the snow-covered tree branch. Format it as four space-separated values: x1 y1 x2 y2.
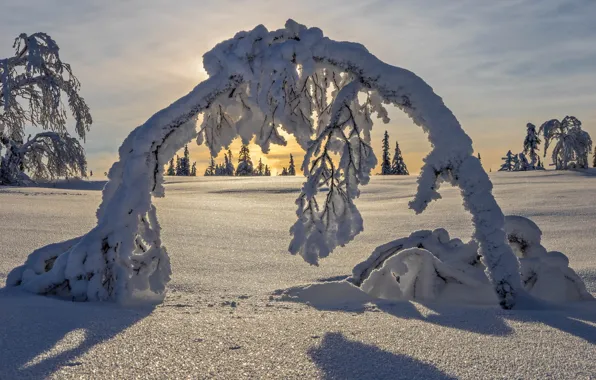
7 20 522 309
0 33 92 184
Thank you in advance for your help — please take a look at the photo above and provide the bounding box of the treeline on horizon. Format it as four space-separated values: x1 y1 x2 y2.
165 143 297 177
498 116 593 172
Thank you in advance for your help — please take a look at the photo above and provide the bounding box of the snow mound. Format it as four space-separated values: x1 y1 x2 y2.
278 281 376 309
352 216 593 305
352 228 479 286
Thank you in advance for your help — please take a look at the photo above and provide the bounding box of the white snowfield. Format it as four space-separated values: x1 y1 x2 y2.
1 171 595 379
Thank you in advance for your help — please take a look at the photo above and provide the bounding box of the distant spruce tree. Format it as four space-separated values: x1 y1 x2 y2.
166 158 175 176
390 141 408 175
518 152 530 171
381 130 392 175
190 162 197 176
512 153 521 171
593 146 596 168
181 145 191 175
223 154 230 176
256 158 264 176
499 150 516 171
281 167 288 176
477 153 482 165
226 149 235 175
264 165 271 176
236 144 254 176
215 163 225 175
288 154 296 176
204 156 216 176
523 123 541 170
175 155 181 175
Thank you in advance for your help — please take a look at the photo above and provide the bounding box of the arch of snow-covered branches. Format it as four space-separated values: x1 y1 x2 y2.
8 20 524 308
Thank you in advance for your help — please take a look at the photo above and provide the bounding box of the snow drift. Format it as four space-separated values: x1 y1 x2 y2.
359 215 592 304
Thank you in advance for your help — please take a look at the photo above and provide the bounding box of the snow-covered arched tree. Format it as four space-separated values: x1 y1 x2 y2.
0 33 92 185
391 141 408 175
7 20 523 309
539 116 592 170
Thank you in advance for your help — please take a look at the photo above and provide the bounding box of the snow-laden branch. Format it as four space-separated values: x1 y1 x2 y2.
8 20 521 308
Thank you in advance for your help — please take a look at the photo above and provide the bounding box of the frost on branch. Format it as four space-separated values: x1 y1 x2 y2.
0 32 92 185
8 20 522 308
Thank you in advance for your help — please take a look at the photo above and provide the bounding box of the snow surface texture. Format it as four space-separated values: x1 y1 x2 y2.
1 174 595 379
9 20 519 307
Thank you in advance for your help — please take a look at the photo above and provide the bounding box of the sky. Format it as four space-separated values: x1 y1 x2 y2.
1 0 595 175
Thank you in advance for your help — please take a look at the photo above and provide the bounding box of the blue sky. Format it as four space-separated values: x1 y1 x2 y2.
1 0 595 174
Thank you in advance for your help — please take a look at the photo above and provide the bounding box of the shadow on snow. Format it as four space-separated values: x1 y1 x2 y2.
309 332 456 380
279 283 596 343
0 288 152 378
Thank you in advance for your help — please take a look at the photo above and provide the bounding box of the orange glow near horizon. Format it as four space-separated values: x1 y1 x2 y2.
182 125 430 176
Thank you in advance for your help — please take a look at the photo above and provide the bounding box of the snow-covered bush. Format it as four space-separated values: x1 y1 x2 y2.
539 116 592 170
355 216 592 304
0 33 92 185
7 20 522 308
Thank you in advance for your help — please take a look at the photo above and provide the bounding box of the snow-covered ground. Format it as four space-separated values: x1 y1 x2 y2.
1 171 595 379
